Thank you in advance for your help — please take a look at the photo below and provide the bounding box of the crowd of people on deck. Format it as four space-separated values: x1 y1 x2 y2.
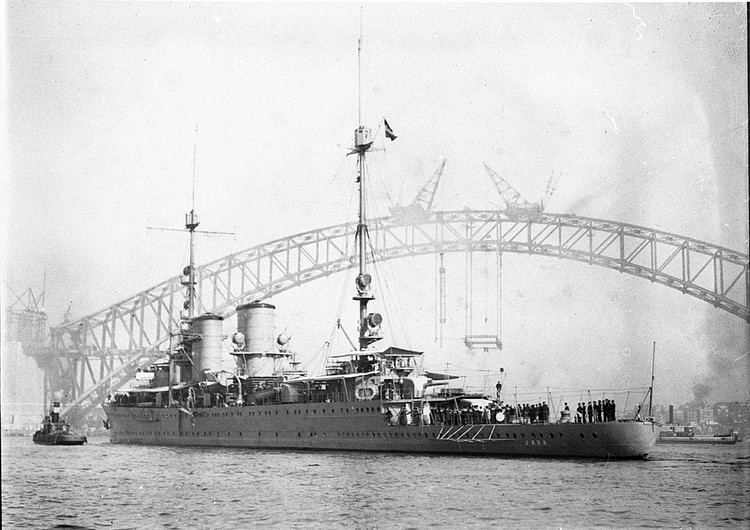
427 401 553 426
572 399 616 423
423 399 618 427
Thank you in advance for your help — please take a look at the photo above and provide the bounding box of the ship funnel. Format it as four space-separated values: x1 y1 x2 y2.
235 301 278 376
191 313 225 382
237 301 276 352
51 402 61 423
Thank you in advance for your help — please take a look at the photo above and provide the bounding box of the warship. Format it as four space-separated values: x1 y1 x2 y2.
102 29 658 460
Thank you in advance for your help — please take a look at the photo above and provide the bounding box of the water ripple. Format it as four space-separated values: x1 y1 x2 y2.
2 438 748 528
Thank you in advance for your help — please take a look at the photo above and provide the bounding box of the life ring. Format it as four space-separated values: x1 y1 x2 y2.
495 411 505 422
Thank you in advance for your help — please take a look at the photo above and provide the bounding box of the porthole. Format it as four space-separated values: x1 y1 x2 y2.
592 432 598 438
579 433 585 438
549 433 554 438
513 433 517 439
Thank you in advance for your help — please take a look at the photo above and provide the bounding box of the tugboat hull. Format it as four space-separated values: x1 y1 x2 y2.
32 432 88 445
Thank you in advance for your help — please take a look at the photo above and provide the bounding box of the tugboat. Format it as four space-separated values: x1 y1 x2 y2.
657 425 739 445
33 402 88 445
102 23 659 459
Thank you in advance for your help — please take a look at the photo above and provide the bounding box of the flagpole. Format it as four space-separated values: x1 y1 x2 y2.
358 6 363 127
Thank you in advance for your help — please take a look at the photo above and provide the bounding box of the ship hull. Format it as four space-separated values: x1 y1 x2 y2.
103 401 658 459
32 432 87 445
657 436 737 445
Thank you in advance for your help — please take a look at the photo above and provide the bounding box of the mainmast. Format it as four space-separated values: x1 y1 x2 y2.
352 13 380 351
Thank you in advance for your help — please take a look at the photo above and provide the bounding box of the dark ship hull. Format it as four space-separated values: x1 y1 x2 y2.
657 434 737 445
103 402 657 459
32 431 87 445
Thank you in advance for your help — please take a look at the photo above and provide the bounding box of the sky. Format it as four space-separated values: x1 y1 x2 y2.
1 1 748 414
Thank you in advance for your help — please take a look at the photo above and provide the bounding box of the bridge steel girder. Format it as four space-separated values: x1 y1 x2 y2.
46 210 748 421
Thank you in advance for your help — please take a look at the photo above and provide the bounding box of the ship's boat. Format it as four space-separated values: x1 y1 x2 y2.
32 402 87 446
102 24 659 460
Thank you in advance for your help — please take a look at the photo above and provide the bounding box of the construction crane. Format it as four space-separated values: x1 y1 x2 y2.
4 283 48 346
483 162 544 220
544 168 563 207
390 159 447 222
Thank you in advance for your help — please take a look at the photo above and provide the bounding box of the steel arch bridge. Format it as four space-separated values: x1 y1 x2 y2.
34 210 748 423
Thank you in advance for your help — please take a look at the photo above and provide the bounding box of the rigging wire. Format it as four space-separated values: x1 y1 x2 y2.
362 155 413 348
312 165 360 372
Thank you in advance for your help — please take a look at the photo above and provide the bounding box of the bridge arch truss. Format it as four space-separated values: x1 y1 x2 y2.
43 210 748 421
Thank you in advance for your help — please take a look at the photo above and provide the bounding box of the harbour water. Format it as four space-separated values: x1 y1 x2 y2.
2 436 748 529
